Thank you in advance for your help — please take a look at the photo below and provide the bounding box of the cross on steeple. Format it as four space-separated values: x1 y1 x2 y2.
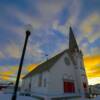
69 27 79 52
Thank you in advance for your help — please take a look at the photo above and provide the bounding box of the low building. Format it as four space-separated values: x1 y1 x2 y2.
21 27 89 99
89 84 100 96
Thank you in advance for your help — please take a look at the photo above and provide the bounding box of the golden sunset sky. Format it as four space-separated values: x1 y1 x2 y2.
84 55 100 85
0 55 100 85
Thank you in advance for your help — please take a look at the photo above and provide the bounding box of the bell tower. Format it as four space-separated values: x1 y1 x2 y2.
69 27 79 52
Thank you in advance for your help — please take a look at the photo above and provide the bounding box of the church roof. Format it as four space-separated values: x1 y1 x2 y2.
23 49 69 79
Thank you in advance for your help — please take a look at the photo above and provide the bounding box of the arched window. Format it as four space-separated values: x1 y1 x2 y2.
64 56 70 65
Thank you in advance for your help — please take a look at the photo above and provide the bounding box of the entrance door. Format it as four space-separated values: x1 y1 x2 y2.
64 81 75 93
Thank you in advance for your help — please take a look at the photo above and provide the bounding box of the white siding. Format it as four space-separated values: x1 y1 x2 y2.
21 77 31 92
48 52 78 95
21 51 88 98
76 53 89 94
30 71 49 95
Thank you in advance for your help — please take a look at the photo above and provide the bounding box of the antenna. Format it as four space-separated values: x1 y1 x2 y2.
45 53 49 61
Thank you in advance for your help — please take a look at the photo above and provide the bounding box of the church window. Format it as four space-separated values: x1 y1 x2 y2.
44 78 47 87
64 57 70 65
38 73 43 87
29 77 32 91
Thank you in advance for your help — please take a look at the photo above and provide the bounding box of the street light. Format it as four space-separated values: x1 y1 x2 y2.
11 24 32 100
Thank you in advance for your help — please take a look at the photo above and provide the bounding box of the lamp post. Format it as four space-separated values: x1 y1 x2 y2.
11 25 32 100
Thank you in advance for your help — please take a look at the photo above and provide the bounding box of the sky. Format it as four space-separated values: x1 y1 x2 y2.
0 0 100 85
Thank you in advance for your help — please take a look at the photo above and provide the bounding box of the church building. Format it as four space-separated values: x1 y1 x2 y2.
21 27 89 100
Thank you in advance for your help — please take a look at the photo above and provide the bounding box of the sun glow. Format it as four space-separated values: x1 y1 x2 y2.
84 55 100 85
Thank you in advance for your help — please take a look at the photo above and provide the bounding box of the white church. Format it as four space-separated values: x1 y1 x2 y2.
21 27 89 99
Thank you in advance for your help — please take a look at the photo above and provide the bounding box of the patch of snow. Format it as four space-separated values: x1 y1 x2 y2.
0 93 100 100
67 95 100 100
0 93 39 100
93 95 100 100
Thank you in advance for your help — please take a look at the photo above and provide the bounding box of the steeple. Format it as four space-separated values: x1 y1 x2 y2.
69 27 79 52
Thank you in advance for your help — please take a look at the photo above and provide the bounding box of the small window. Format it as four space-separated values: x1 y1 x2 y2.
64 57 70 65
44 78 47 87
38 73 42 87
29 78 32 91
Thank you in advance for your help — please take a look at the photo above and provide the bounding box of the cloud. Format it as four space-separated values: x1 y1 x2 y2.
35 0 67 21
52 41 68 56
4 43 21 59
11 9 43 30
26 44 44 57
52 19 69 36
0 70 15 81
79 12 100 43
84 55 100 68
1 76 10 81
88 77 100 85
79 42 100 57
90 47 100 55
0 51 5 59
77 13 100 56
80 13 100 33
0 4 46 40
79 42 90 56
0 70 14 76
88 32 100 43
0 64 38 81
82 46 100 57
52 0 81 36
0 65 25 81
84 55 100 83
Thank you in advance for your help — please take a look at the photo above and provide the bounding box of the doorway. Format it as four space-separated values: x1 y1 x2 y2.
64 80 75 93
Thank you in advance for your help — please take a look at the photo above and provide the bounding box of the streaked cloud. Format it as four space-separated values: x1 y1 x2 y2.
90 47 100 55
84 55 100 84
0 70 14 76
1 76 10 81
35 0 66 21
0 70 14 80
27 44 44 57
80 13 100 33
77 13 100 57
0 51 5 59
4 43 21 59
80 12 100 43
52 0 81 36
84 55 100 69
88 77 100 85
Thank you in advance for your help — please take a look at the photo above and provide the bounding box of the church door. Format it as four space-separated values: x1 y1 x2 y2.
64 81 75 93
